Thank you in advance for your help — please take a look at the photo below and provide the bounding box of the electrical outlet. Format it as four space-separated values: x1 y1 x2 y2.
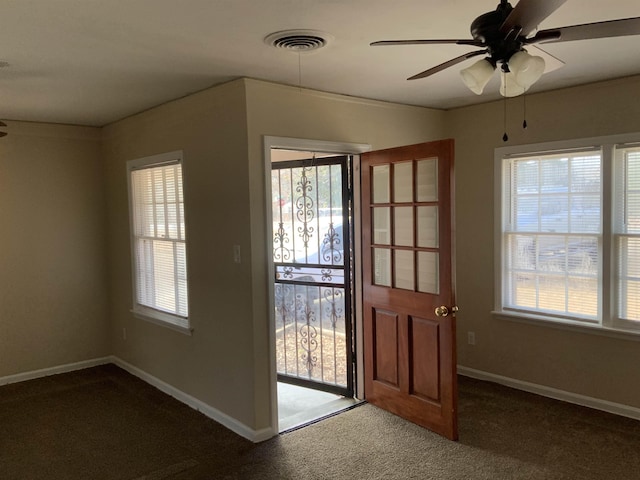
233 245 241 263
467 331 476 345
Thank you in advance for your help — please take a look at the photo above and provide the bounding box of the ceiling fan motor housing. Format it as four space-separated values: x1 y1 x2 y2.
471 2 523 67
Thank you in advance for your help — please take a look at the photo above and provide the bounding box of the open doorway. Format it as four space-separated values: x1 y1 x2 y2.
271 152 353 396
265 138 369 433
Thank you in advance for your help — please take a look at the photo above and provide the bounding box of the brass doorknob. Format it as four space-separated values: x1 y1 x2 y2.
435 305 459 317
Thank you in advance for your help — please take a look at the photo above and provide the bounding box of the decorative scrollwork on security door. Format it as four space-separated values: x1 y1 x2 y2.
323 287 344 329
282 266 294 279
322 223 343 264
273 222 291 261
321 269 333 282
297 296 318 375
295 167 315 249
274 284 295 325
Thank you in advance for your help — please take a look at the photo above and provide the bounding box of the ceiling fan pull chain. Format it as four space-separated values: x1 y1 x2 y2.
503 84 509 142
522 93 528 129
298 52 302 92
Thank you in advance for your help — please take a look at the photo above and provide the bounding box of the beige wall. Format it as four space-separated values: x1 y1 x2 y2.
102 80 257 427
447 75 640 407
0 121 109 377
244 79 447 429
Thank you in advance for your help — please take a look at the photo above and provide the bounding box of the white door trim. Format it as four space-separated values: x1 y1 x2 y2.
263 136 371 434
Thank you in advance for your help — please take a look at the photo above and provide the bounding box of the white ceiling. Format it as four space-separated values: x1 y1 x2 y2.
1 0 639 127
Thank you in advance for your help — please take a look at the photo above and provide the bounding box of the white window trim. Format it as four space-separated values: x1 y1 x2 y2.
493 132 640 339
127 150 192 335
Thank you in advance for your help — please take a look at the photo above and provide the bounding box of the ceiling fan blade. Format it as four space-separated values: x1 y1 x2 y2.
500 0 568 38
525 45 565 73
408 50 488 80
529 17 640 44
371 39 485 47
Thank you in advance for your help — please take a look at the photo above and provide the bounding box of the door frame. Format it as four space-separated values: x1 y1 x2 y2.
263 136 370 434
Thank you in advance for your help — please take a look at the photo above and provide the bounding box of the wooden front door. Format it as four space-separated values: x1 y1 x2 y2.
362 140 458 440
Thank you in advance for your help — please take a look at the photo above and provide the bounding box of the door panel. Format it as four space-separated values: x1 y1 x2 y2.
362 140 457 440
410 316 440 401
372 309 399 387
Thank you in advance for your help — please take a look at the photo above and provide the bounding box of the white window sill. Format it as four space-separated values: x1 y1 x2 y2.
492 310 640 342
131 308 193 336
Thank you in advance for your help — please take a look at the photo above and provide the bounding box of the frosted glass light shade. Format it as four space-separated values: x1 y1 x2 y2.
500 70 527 97
460 58 495 95
509 50 545 89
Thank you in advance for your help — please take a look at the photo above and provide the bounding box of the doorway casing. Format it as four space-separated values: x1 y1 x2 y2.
263 136 370 435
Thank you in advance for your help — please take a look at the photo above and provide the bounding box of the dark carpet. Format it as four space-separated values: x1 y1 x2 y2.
1 364 639 479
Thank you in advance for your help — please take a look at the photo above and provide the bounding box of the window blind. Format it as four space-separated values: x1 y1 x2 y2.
503 149 602 321
615 146 640 322
130 162 188 324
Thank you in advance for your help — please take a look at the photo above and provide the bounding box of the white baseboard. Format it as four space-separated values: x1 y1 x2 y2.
110 356 275 443
458 365 640 422
0 357 112 386
8 360 637 438
1 356 275 443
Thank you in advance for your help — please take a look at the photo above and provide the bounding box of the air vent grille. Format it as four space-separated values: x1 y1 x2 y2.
265 30 332 52
273 35 325 51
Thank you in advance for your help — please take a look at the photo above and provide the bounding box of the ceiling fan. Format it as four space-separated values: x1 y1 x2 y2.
371 0 640 97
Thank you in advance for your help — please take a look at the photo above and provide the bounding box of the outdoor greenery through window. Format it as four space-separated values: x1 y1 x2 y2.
128 151 189 331
496 135 640 333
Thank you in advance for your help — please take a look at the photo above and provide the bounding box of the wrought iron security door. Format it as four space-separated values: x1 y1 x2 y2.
272 155 354 397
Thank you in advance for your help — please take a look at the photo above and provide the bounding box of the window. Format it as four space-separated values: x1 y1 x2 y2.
495 134 640 334
615 144 640 325
127 151 189 331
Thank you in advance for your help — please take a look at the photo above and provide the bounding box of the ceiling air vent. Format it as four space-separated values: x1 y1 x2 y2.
265 30 333 52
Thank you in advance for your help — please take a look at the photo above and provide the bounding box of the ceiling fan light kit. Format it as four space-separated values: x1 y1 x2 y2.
460 48 545 96
500 70 527 97
371 0 640 99
508 50 545 88
460 58 495 94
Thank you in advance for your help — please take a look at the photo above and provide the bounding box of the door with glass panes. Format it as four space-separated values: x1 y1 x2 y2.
362 140 458 440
